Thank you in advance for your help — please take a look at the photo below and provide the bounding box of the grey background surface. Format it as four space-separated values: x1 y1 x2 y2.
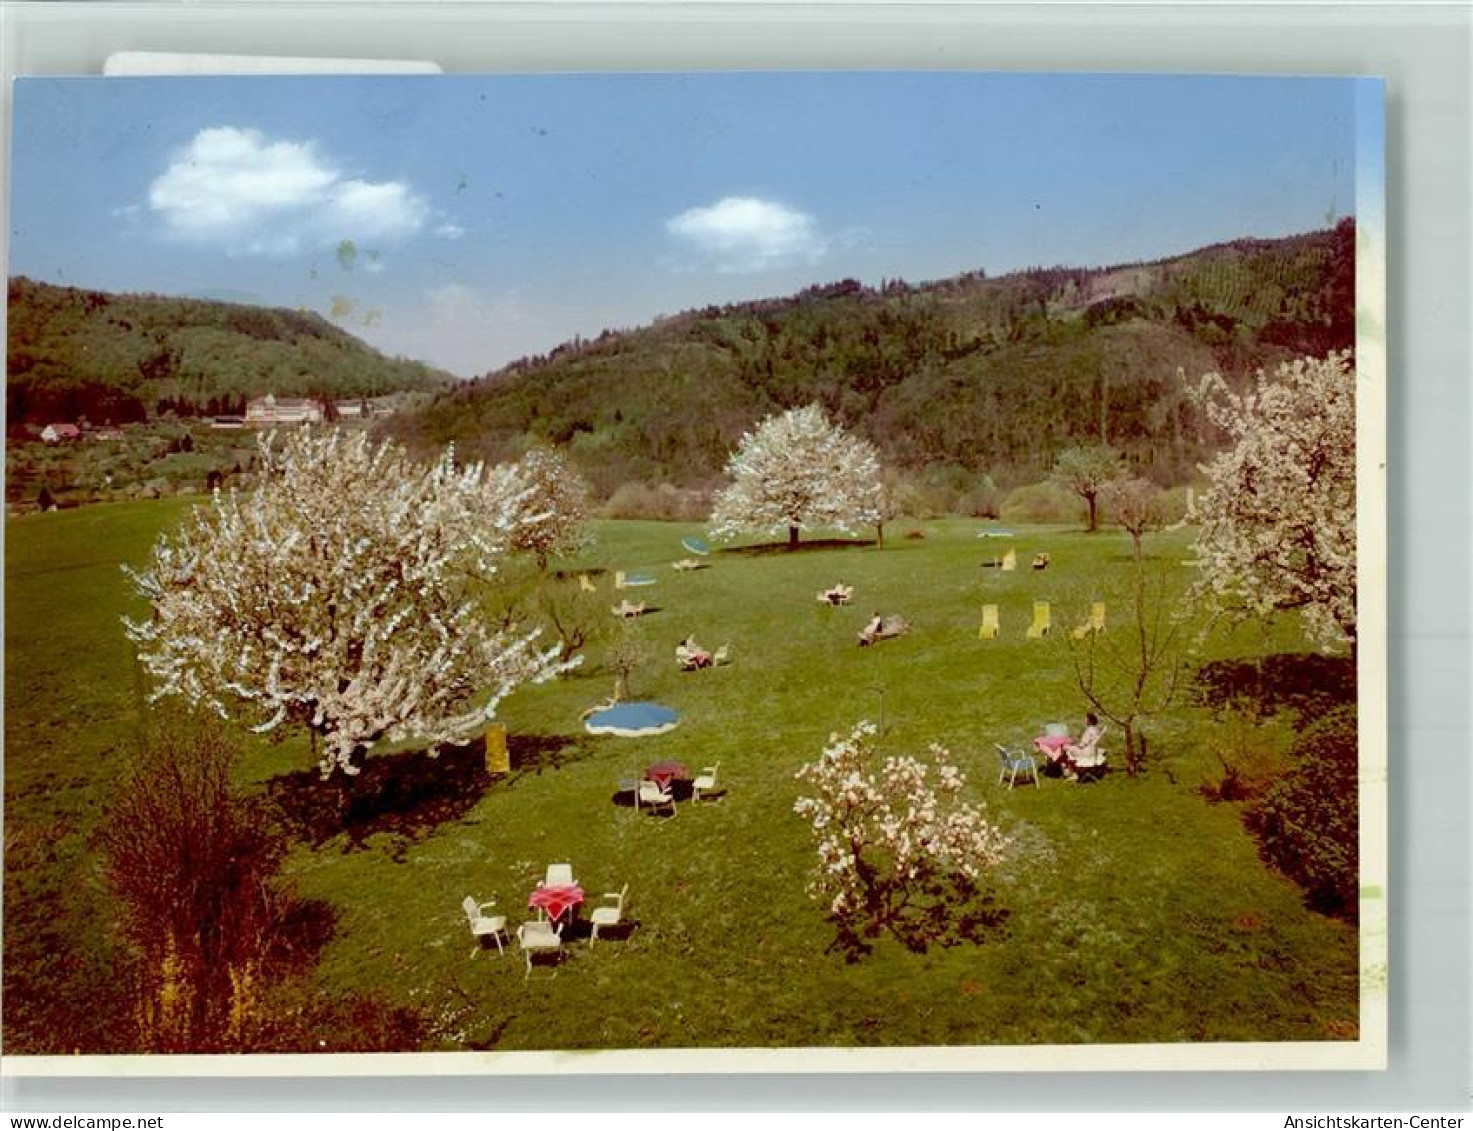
1 0 1468 1113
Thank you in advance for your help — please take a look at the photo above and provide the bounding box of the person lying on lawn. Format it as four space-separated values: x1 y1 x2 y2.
858 613 910 647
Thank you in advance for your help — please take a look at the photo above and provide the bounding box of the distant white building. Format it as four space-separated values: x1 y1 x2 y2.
245 394 323 426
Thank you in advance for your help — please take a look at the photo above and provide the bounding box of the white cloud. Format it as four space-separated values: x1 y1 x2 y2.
665 196 826 273
435 222 467 240
144 126 428 257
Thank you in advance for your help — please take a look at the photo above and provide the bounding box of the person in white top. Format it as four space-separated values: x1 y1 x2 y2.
1062 713 1106 779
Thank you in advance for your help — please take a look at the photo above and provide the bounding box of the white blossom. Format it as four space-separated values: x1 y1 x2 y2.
1188 351 1356 646
501 445 593 568
709 404 884 545
793 721 1010 927
125 428 577 778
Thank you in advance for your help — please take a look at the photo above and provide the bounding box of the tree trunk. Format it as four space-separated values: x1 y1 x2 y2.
788 524 800 549
1086 492 1098 533
1124 725 1146 777
876 522 885 549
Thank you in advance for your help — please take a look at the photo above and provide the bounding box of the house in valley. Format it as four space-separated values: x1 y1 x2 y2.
244 394 323 426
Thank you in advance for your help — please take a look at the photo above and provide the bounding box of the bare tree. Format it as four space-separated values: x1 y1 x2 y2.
96 709 293 1051
1065 555 1190 777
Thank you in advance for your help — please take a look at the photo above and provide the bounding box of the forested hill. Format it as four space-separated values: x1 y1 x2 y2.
391 220 1354 494
6 278 453 426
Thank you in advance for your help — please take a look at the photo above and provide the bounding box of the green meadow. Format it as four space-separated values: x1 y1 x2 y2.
4 500 1358 1053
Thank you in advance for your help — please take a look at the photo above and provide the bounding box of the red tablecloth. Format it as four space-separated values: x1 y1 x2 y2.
644 760 689 789
529 883 585 922
1033 734 1072 761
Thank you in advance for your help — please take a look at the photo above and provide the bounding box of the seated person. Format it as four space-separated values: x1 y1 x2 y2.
675 634 713 669
1060 713 1106 778
1032 553 1051 570
858 612 885 646
612 599 648 618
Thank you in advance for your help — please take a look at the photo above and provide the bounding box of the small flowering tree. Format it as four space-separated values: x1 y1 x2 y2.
709 404 884 548
505 445 592 569
125 429 575 779
793 721 1011 958
1051 444 1122 533
1189 351 1356 647
1099 475 1167 562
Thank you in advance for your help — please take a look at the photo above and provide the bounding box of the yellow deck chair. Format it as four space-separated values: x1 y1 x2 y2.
1072 601 1106 638
579 573 597 593
979 604 1000 640
1001 549 1017 572
1026 600 1052 639
614 570 626 590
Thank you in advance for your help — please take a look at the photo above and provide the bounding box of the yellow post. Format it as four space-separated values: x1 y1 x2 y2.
484 723 510 774
1001 549 1017 572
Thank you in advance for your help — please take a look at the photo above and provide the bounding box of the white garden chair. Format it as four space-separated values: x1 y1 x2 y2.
461 896 508 957
636 779 676 817
692 763 721 801
517 919 564 979
544 862 575 888
589 884 629 945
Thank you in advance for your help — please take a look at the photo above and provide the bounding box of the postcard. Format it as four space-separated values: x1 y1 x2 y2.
3 71 1385 1074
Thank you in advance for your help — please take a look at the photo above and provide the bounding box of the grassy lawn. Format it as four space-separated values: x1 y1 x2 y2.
3 502 1359 1053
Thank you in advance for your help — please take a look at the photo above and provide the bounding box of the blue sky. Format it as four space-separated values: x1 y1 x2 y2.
9 72 1375 377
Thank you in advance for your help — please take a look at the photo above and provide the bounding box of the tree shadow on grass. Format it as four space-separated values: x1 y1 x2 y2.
506 731 595 777
722 537 876 557
554 916 640 945
1190 652 1356 722
267 732 592 857
828 882 1011 964
552 567 609 581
